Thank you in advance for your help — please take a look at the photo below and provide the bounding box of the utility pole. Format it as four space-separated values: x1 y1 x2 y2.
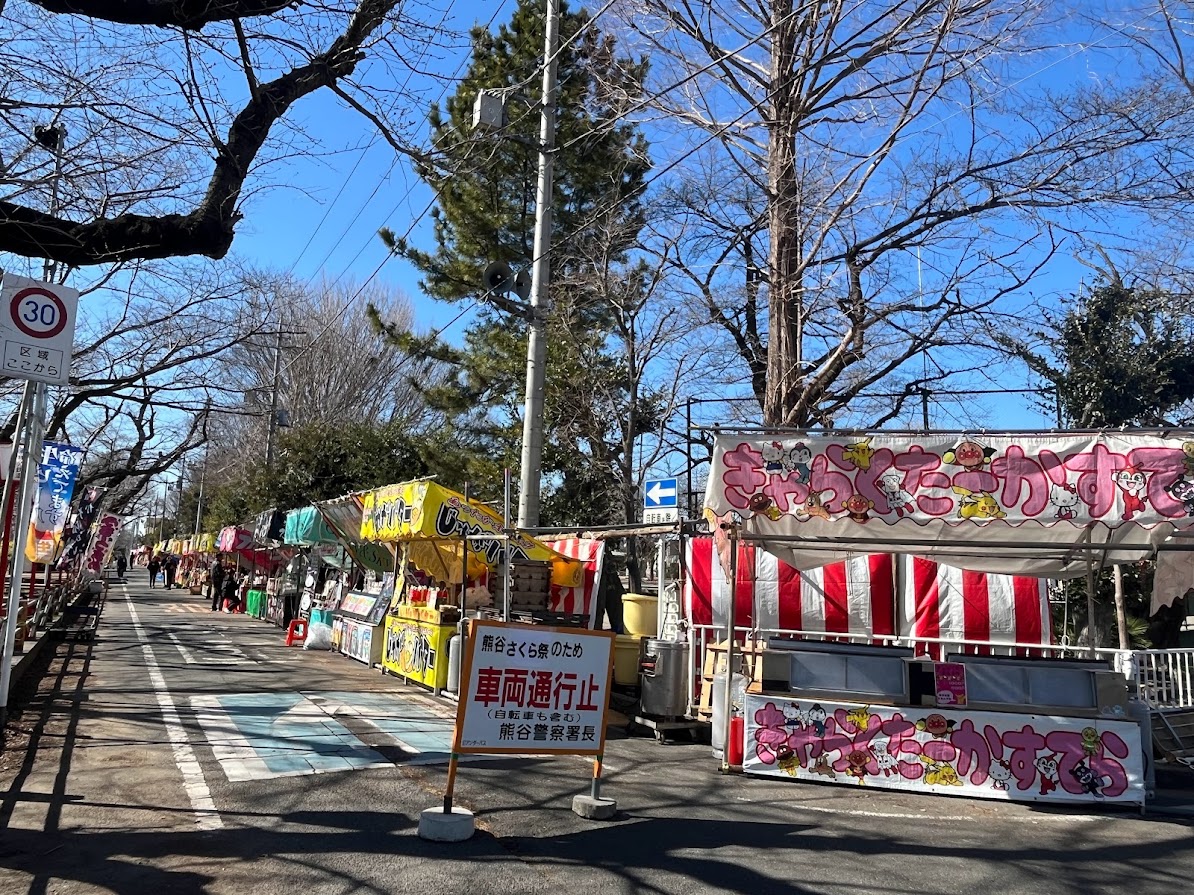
516 0 561 531
1 124 64 727
265 325 284 470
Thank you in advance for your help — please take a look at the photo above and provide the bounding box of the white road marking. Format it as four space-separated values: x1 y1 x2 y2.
166 631 254 666
736 797 1103 824
124 587 223 830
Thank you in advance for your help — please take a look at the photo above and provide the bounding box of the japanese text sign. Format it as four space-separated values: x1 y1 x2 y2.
455 620 615 755
0 273 78 386
27 440 83 563
707 432 1194 529
933 662 968 707
84 512 122 574
745 695 1145 806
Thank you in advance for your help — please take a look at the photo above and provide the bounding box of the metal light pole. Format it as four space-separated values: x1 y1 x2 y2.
516 0 561 531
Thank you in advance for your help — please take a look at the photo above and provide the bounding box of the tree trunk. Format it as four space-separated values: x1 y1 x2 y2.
763 1 804 427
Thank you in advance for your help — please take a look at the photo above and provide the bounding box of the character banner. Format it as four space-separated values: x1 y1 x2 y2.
744 694 1145 806
705 432 1194 577
26 440 83 563
456 620 615 756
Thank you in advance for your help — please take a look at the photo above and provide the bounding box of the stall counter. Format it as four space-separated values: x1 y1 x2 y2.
743 693 1145 806
381 605 457 689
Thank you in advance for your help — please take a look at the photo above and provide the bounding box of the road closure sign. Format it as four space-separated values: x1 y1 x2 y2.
0 273 78 386
455 620 615 756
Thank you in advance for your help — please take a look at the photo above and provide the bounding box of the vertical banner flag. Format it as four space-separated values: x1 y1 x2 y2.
26 440 83 563
84 512 123 574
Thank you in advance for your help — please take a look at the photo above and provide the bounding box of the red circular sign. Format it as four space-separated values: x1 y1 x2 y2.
10 287 67 339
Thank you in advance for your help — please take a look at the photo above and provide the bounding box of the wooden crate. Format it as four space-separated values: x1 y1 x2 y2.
696 639 766 720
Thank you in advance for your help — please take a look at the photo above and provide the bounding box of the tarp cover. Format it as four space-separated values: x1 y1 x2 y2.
284 506 337 546
705 431 1194 577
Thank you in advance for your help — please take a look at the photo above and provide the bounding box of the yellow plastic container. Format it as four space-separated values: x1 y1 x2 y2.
621 593 659 637
614 634 643 686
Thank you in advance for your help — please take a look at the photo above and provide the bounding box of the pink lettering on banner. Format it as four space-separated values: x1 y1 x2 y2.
950 719 992 783
916 471 954 516
790 724 824 766
720 443 766 509
850 449 896 507
893 446 941 489
880 715 926 779
990 446 1051 517
1064 443 1120 518
1128 446 1189 518
952 469 999 495
808 455 854 513
1037 449 1070 487
764 475 808 515
1002 726 1047 790
1045 729 1130 798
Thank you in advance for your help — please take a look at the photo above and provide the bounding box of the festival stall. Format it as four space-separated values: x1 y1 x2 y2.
305 491 400 667
282 505 365 628
252 509 293 626
697 430 1194 807
359 479 579 689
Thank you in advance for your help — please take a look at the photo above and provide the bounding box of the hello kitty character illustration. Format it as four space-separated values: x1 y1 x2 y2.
1049 482 1079 521
782 702 808 728
989 759 1013 791
761 441 785 474
878 472 915 517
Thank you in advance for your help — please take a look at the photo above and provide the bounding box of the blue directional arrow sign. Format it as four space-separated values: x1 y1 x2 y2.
644 478 678 508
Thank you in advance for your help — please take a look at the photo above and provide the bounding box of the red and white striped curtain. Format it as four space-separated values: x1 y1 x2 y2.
901 555 1053 657
682 538 1054 653
683 537 896 640
542 537 605 626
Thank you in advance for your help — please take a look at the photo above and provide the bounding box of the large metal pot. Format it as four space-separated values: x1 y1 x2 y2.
639 639 690 718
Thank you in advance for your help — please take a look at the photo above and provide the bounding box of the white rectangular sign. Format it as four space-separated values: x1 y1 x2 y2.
744 694 1145 805
0 273 78 386
456 620 615 755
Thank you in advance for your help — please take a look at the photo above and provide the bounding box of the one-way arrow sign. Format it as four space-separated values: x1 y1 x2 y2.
644 478 678 508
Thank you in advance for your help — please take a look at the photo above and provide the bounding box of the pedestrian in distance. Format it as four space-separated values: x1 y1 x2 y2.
165 553 179 589
147 554 161 589
115 552 127 580
209 557 226 611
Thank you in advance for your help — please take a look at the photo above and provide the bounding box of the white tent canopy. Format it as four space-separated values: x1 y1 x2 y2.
703 430 1194 578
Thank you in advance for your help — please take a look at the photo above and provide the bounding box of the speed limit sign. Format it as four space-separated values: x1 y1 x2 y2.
0 273 78 385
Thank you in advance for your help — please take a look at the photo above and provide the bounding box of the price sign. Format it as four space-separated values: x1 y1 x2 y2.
0 273 78 385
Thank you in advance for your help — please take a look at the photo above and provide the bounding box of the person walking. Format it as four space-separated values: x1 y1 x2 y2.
209 557 226 612
115 552 128 580
164 553 179 589
147 553 161 589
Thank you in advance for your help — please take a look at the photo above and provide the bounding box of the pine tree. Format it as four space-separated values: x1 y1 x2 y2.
375 0 653 521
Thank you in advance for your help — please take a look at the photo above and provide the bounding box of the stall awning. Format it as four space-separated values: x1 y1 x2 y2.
704 430 1194 577
311 494 395 575
284 506 337 546
359 480 575 584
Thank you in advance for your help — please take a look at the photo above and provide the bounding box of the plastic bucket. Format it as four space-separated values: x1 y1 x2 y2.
614 634 643 686
621 594 658 637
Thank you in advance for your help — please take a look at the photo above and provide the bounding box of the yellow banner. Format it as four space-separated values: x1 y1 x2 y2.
360 480 563 567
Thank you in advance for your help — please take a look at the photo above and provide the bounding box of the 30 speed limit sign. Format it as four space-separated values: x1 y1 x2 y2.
0 273 78 385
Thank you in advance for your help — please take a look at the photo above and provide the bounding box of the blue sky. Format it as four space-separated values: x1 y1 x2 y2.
219 1 1151 435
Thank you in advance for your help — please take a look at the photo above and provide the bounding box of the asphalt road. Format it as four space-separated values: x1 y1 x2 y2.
2 579 1193 895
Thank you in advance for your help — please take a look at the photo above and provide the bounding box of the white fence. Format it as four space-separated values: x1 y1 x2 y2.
687 625 1194 714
